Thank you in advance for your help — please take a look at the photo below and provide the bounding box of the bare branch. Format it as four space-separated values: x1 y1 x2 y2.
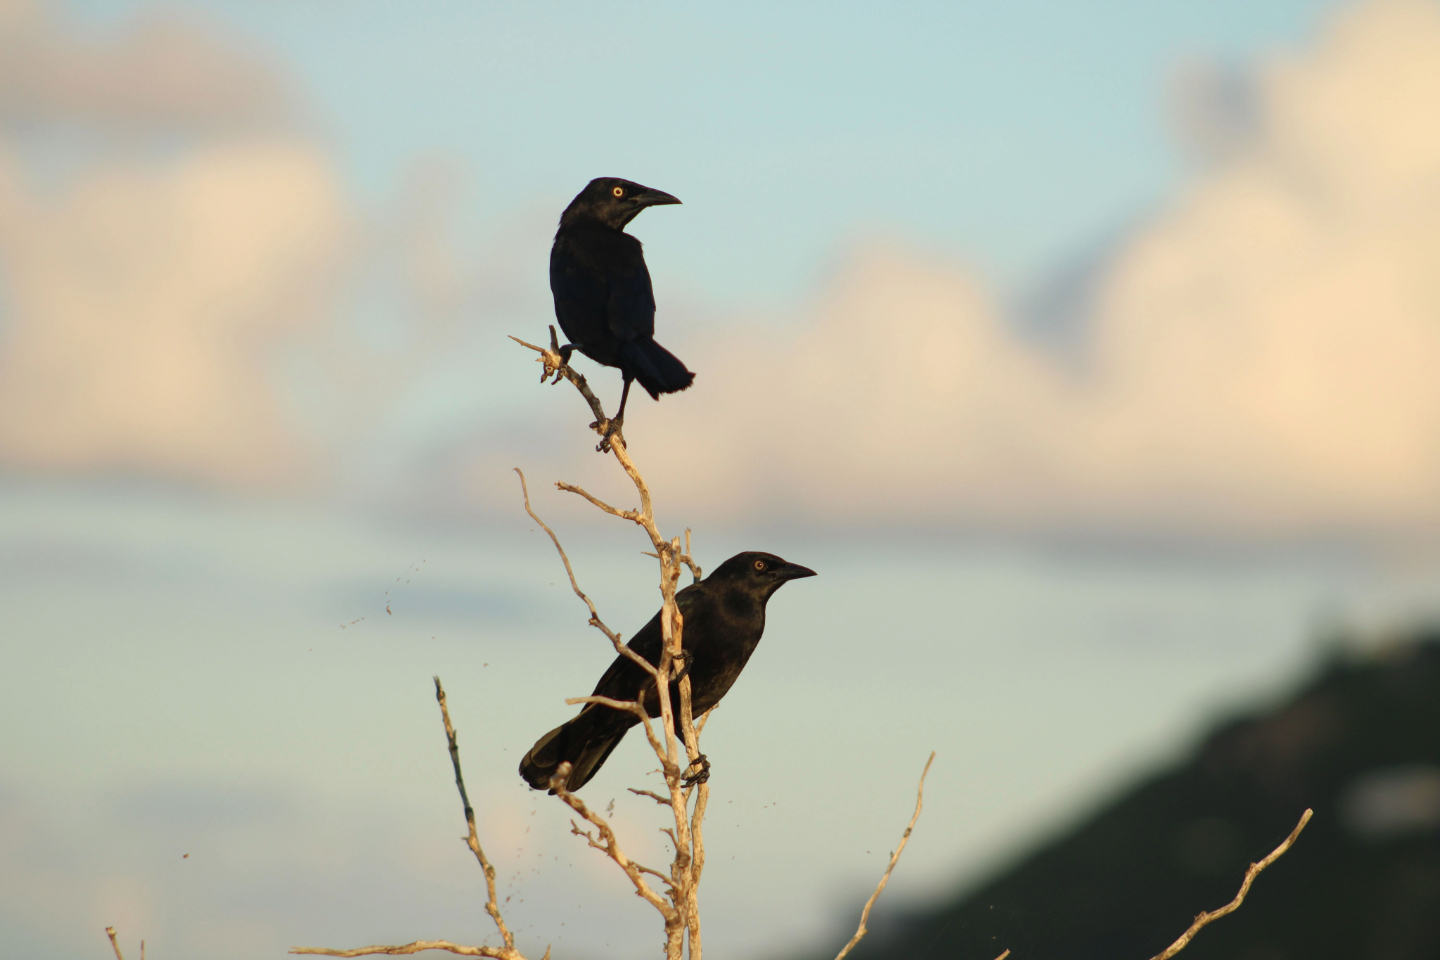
681 529 702 582
550 764 677 919
292 941 513 957
292 680 532 960
509 327 611 436
1147 808 1313 960
833 752 936 960
433 677 514 952
515 469 657 677
629 787 672 805
694 707 714 737
555 481 639 522
564 695 665 757
106 927 125 960
565 694 645 713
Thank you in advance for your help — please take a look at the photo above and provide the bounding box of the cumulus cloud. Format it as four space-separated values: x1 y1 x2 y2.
643 0 1440 538
0 5 345 488
0 2 290 129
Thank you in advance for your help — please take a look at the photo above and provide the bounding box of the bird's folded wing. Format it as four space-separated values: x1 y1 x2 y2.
605 259 657 343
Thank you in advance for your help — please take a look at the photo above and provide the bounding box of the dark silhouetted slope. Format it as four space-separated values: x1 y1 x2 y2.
814 633 1440 960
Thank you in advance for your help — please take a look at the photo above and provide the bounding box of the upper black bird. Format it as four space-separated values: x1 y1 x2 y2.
550 177 694 442
520 551 816 792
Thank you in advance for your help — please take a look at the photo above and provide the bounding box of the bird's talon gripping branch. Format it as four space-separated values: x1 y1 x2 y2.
681 754 711 788
593 418 623 453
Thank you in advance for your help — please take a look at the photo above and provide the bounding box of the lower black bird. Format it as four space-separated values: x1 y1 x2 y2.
520 551 816 792
550 177 694 444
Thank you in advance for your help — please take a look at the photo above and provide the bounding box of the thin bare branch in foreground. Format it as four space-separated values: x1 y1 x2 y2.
550 763 677 917
833 751 936 960
434 677 516 954
1147 808 1313 960
106 927 125 960
292 941 520 958
290 680 538 960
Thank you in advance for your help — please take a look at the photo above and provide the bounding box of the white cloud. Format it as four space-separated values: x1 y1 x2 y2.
0 3 290 129
0 7 345 488
0 140 345 487
640 0 1440 539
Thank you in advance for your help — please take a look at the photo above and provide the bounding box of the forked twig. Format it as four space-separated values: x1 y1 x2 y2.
550 764 677 917
1147 808 1313 960
515 468 656 678
833 752 936 960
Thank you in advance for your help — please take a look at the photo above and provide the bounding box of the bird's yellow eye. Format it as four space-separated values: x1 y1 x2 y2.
612 186 624 198
753 559 766 571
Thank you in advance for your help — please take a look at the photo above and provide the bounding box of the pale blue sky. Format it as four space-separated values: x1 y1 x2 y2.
13 3 1440 958
76 0 1337 304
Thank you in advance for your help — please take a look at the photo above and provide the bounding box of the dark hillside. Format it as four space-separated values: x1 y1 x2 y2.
812 634 1440 960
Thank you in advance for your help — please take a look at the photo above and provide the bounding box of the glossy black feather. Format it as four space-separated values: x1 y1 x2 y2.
519 551 816 792
549 178 694 402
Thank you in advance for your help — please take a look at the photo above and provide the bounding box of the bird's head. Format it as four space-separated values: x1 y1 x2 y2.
708 551 817 600
561 177 682 230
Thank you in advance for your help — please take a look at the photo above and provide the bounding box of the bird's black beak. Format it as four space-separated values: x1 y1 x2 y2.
637 188 682 207
779 563 817 581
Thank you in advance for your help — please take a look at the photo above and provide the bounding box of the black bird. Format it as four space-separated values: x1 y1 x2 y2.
550 177 694 444
520 551 816 792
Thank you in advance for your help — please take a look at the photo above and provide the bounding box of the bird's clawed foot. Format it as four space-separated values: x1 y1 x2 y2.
552 343 574 384
681 753 711 788
590 416 623 453
537 325 574 384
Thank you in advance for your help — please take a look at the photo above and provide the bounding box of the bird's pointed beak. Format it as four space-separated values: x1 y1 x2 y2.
779 563 817 581
638 188 682 207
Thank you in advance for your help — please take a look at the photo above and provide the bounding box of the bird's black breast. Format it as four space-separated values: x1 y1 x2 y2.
681 587 767 713
550 223 656 366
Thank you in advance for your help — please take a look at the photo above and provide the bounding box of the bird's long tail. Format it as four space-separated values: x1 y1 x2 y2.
519 707 630 793
621 339 695 399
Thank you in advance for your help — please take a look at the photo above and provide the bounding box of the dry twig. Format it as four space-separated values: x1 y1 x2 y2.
105 927 125 960
509 327 616 449
833 752 936 960
289 681 539 960
516 468 656 678
434 678 517 954
1147 808 1313 960
293 942 544 958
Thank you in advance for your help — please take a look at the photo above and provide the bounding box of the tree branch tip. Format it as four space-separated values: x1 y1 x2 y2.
1145 807 1314 960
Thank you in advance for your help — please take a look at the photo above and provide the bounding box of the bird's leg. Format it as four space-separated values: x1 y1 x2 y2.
681 753 711 788
595 376 632 453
